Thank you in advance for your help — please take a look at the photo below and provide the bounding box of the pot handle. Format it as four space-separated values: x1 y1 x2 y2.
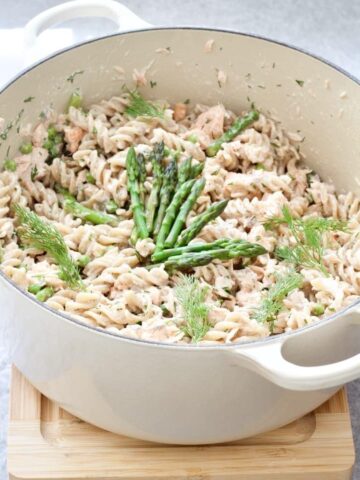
23 0 151 65
230 305 360 391
25 0 151 44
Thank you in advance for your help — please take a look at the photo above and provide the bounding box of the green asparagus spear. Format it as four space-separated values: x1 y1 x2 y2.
152 238 266 263
129 153 146 245
130 227 138 246
189 162 204 179
137 153 147 205
57 187 118 226
153 159 178 237
126 147 149 239
160 241 266 272
177 157 192 186
155 179 195 250
146 142 165 234
206 110 259 157
175 199 229 246
164 178 205 248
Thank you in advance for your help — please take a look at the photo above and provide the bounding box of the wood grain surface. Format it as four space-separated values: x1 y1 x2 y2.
8 367 355 480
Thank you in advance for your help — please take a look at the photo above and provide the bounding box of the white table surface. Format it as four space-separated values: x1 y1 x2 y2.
0 1 360 479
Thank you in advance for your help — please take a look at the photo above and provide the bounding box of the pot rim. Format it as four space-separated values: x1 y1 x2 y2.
1 26 359 351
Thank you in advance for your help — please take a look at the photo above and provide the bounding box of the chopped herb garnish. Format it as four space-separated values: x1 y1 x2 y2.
174 274 210 343
1 110 23 141
254 271 303 328
125 89 165 118
31 166 38 182
85 173 96 184
0 121 13 141
14 204 83 289
150 80 157 88
15 109 24 125
66 70 85 83
295 79 305 87
183 99 190 105
265 206 348 275
24 96 35 103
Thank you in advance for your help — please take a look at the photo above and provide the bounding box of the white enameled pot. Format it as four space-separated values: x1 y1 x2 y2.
1 0 360 445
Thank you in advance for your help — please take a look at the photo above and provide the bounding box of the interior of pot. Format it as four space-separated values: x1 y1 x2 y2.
1 28 359 193
1 28 359 348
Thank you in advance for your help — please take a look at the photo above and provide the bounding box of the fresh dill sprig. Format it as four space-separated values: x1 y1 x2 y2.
14 204 83 289
174 274 210 343
125 89 165 119
264 206 348 275
253 271 303 328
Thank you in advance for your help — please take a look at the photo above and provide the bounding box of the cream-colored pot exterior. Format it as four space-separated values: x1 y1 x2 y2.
2 15 360 444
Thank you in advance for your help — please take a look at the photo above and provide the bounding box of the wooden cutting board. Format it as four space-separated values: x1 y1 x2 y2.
8 367 355 480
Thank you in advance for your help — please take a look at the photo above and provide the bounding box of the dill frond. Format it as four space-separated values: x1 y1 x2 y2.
264 206 348 275
125 89 165 119
254 271 303 327
174 274 210 343
14 204 83 289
